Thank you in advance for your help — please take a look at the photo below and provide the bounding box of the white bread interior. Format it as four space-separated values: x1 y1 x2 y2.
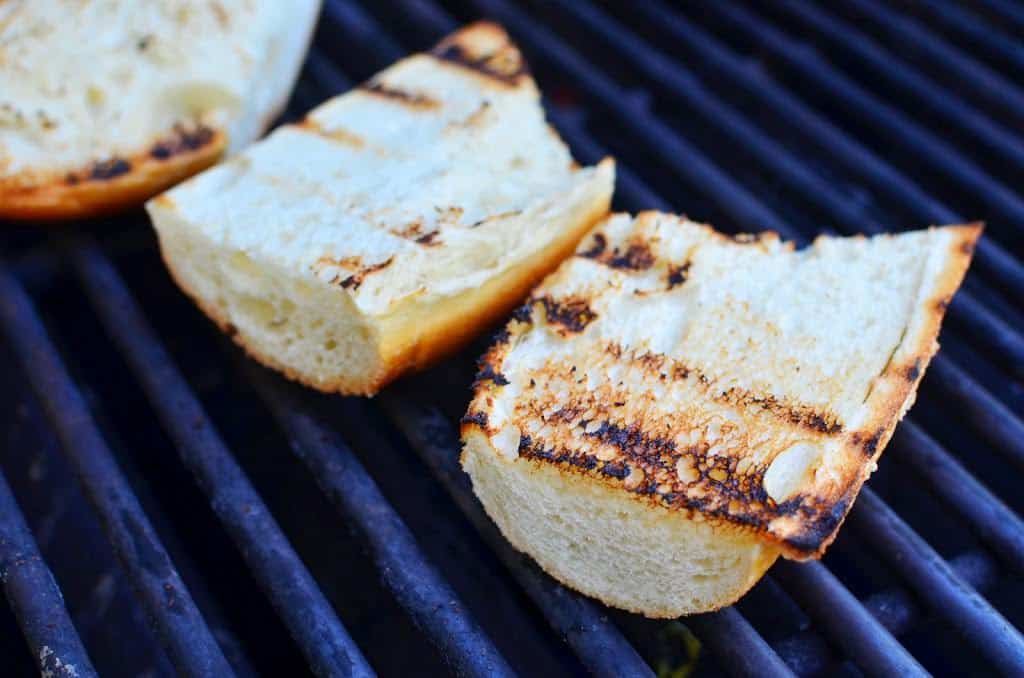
0 0 320 219
462 212 980 617
147 23 615 395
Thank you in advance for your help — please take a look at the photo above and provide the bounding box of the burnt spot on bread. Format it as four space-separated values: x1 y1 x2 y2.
223 322 238 337
474 361 510 387
578 233 607 259
511 303 534 324
430 39 528 85
89 158 132 181
782 496 852 554
666 262 691 289
151 124 216 160
538 296 597 334
581 237 655 271
391 218 442 246
491 327 511 347
852 428 884 457
905 359 922 382
461 410 490 429
339 257 394 291
960 239 976 256
469 210 523 228
360 80 440 109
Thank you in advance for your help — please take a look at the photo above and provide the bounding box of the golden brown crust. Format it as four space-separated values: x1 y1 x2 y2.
464 219 983 559
0 127 227 221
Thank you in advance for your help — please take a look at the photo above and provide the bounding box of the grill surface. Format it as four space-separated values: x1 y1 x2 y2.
2 1 1023 676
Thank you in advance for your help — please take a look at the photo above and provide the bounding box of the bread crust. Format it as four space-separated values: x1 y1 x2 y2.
0 130 226 221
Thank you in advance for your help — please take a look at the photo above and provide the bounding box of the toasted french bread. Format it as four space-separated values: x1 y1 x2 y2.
0 0 320 220
462 212 980 617
147 23 615 396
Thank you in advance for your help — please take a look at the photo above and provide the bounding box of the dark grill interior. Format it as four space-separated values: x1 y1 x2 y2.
2 1 1023 676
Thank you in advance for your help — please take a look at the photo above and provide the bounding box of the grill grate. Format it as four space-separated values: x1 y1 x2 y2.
2 1 1023 676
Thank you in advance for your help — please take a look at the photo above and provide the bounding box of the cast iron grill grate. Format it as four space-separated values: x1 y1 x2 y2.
1 1 1023 676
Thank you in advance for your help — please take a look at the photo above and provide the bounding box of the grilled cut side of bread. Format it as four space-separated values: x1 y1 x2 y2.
0 0 319 220
148 23 615 396
462 212 980 617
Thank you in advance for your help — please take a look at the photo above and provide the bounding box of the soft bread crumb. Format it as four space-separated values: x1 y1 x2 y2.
463 430 779 617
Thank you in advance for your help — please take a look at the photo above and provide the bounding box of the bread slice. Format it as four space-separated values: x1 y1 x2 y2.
147 23 615 396
461 212 980 617
0 0 320 220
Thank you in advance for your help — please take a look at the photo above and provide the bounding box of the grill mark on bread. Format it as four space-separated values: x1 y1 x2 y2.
537 296 597 334
603 343 843 435
339 257 394 290
430 35 528 85
580 236 655 271
578 232 607 259
359 80 440 109
88 158 132 181
666 261 691 289
390 218 442 246
851 428 884 456
312 256 395 291
151 124 216 160
462 410 489 429
474 361 510 387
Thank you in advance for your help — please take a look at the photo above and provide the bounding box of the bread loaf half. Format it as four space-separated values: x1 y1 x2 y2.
462 212 980 617
0 0 320 220
147 22 615 395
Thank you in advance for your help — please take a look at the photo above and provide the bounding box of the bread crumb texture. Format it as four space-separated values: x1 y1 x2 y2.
148 22 614 394
463 212 981 600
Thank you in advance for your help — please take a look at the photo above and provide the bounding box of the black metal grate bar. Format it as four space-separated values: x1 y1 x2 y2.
925 357 1024 472
0 467 98 678
841 0 1024 126
67 243 374 678
772 0 1024 172
864 549 998 636
564 0 1024 377
849 489 1024 673
379 393 655 678
0 265 235 677
248 367 516 678
915 0 1024 74
968 0 1024 33
630 0 1024 301
704 0 1024 239
685 608 796 678
892 421 1024 575
771 561 927 677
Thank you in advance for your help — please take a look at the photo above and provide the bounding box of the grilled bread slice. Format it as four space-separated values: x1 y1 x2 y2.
147 23 615 396
462 212 980 617
0 0 320 220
